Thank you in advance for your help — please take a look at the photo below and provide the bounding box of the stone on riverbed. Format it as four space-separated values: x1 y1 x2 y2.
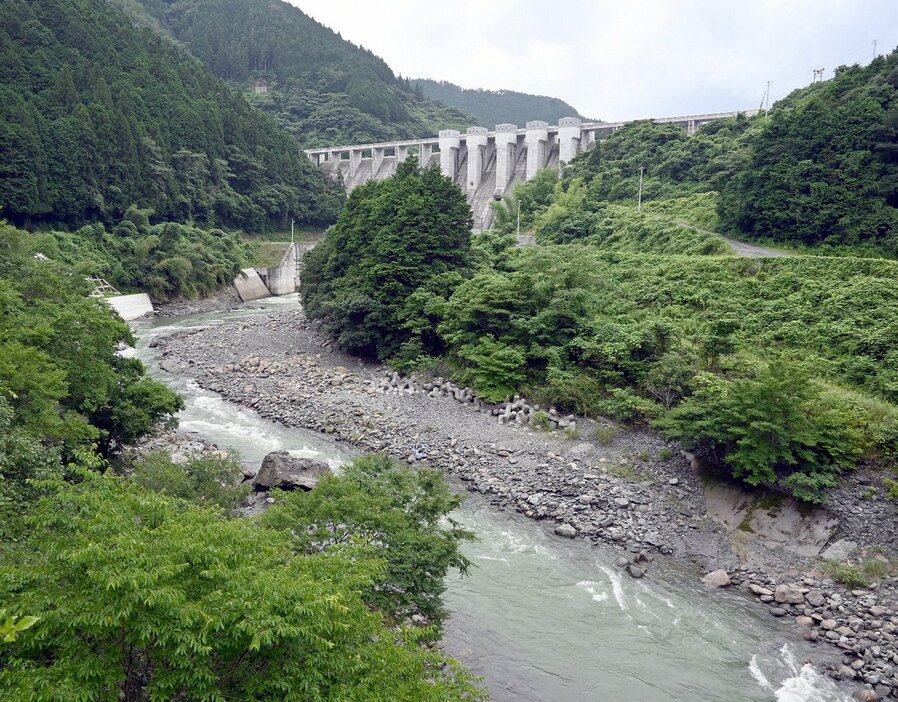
625 564 646 579
820 539 858 563
554 524 577 539
701 569 731 588
253 451 331 491
774 584 805 605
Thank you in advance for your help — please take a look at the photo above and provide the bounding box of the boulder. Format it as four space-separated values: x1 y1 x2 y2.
253 451 331 491
821 539 859 563
774 584 805 605
853 689 879 701
554 524 577 539
805 588 827 607
625 564 646 579
701 569 732 588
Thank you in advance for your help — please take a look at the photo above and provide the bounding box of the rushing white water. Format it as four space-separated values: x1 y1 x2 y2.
132 297 852 702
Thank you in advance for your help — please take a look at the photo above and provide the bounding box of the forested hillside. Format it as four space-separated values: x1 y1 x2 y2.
547 51 898 257
720 55 898 253
0 0 343 230
412 78 591 128
132 0 476 146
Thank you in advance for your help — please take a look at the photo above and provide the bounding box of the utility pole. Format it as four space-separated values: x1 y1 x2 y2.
516 200 521 238
291 218 295 245
873 39 878 61
637 167 644 211
764 81 772 117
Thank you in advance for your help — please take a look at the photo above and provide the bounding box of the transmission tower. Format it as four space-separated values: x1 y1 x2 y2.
812 68 825 83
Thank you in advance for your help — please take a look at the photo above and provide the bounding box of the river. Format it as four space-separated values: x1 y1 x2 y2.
131 295 852 702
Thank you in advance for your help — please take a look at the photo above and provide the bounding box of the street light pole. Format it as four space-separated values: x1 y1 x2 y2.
291 218 295 245
638 167 644 211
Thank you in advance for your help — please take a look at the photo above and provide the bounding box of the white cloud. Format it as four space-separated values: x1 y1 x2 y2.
290 0 898 121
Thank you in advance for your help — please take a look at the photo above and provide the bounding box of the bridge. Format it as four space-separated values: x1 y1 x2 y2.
305 110 759 231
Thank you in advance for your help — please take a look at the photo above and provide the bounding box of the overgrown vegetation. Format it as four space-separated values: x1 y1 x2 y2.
32 206 250 300
719 56 898 256
0 221 183 534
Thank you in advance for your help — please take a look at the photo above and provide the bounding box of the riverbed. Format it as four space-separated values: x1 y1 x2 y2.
131 296 852 702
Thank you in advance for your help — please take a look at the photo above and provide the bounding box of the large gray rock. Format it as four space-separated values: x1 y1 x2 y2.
253 451 331 491
774 584 805 605
701 569 732 588
554 524 577 539
821 539 858 563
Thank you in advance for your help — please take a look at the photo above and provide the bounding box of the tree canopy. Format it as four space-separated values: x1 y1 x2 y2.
0 0 344 230
301 161 473 360
131 0 476 147
0 470 485 701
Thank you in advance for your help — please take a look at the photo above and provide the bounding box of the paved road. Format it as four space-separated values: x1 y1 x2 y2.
723 237 794 258
513 222 795 258
671 220 794 258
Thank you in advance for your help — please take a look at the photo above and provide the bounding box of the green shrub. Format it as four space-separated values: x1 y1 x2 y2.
456 337 526 403
822 561 868 589
301 161 472 360
658 359 867 502
129 451 250 515
261 453 474 629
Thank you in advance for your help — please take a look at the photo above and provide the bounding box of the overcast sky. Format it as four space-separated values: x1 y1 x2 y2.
291 0 898 122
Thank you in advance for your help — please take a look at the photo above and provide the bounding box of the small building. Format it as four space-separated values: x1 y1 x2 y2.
253 80 269 94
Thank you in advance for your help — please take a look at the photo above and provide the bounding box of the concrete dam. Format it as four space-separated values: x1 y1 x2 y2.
305 110 758 231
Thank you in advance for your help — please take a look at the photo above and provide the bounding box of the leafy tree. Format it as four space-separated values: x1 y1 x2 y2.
0 221 182 472
129 451 250 515
302 160 472 359
262 454 473 630
658 359 868 502
0 473 485 701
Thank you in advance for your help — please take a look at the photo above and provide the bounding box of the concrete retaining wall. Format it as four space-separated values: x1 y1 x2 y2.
257 244 297 296
234 268 270 302
105 293 154 321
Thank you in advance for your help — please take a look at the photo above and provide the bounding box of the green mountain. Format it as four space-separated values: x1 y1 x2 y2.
523 50 898 257
131 0 476 147
0 0 343 230
719 54 898 252
412 78 592 128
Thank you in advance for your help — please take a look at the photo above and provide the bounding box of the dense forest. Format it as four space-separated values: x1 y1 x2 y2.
0 0 344 231
131 0 477 146
411 78 591 128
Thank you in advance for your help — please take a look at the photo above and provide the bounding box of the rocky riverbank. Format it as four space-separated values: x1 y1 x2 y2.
150 305 898 699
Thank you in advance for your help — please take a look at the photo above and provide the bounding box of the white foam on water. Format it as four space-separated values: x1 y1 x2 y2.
598 565 628 611
750 645 852 702
473 555 510 566
748 654 773 690
774 664 844 702
576 580 609 603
